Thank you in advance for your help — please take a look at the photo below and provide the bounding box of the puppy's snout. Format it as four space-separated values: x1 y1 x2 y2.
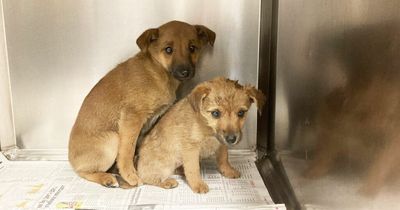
225 134 237 145
172 65 194 81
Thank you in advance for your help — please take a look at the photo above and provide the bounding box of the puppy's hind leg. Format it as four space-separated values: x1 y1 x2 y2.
78 172 119 188
140 167 179 189
138 155 178 189
141 176 179 189
69 132 119 187
159 178 178 189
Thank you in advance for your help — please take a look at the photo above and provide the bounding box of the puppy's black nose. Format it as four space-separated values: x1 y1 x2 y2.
172 65 194 81
179 69 189 78
225 135 237 144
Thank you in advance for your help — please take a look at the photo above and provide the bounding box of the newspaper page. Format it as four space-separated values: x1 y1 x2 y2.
0 153 286 210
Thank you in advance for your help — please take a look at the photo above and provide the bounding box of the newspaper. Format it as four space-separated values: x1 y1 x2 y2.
0 153 286 210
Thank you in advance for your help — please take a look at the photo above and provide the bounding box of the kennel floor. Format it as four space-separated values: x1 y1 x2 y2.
0 152 285 210
281 152 400 210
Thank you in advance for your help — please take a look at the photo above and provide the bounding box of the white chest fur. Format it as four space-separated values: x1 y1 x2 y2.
200 136 221 159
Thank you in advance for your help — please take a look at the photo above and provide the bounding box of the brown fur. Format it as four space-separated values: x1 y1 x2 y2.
68 21 215 188
136 77 266 193
304 74 400 196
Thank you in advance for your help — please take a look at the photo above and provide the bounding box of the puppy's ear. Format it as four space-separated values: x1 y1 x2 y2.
245 86 266 115
194 25 216 47
188 85 211 112
136 28 159 51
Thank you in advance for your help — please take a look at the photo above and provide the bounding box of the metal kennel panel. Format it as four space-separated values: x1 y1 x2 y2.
0 0 14 151
0 0 262 159
273 0 400 209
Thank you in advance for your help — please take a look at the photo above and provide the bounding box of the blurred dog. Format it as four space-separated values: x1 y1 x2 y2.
69 21 215 188
304 75 400 196
136 77 265 193
303 22 400 197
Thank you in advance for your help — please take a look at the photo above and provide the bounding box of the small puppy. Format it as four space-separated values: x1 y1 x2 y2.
136 77 266 193
69 21 215 188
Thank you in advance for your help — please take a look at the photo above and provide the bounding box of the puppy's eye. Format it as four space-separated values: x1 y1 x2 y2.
237 110 246 118
189 45 196 53
165 47 173 54
211 110 221 119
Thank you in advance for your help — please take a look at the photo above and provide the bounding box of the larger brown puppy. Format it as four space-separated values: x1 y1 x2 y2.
68 21 215 188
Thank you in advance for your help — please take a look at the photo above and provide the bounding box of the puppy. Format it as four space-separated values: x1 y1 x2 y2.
68 21 215 188
136 77 266 193
304 76 400 196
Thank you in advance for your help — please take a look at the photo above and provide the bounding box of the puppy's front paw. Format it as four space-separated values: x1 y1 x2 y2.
122 172 143 187
220 166 241 179
190 181 209 194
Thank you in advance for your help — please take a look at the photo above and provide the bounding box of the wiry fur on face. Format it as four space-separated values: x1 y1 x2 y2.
136 77 266 193
188 77 266 146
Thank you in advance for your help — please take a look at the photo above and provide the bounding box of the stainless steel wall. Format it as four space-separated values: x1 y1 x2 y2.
275 0 400 151
275 0 400 208
0 0 14 150
1 0 261 150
